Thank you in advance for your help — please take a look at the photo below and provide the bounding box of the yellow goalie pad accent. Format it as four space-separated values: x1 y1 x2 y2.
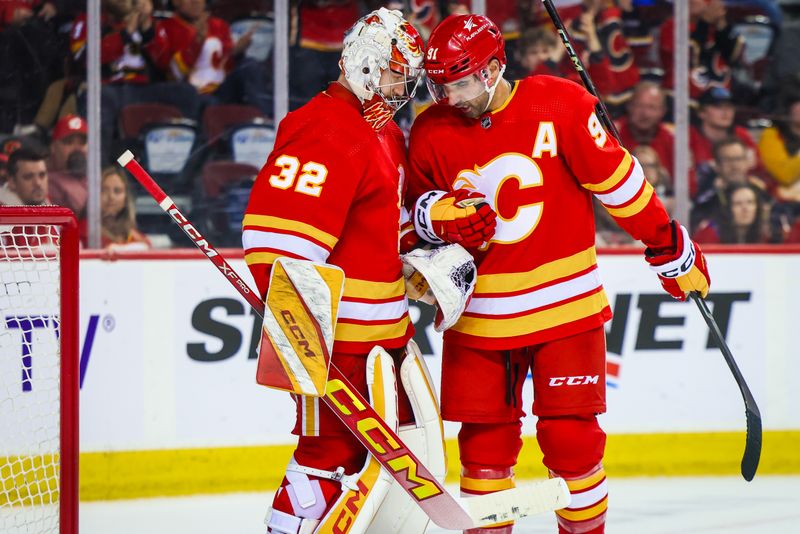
255 258 345 396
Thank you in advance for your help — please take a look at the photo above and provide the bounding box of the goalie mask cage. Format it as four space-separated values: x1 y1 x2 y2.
0 206 79 534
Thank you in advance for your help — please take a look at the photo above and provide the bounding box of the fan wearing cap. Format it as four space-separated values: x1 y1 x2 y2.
48 114 88 217
689 87 764 200
407 14 710 534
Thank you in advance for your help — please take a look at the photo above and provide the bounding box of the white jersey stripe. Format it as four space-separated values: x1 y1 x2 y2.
467 269 602 315
594 157 645 207
338 298 409 322
243 229 330 263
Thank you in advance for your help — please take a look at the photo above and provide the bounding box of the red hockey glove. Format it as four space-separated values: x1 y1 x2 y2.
414 189 497 248
645 221 710 301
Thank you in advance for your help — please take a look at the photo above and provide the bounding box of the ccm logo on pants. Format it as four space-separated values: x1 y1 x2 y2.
548 375 600 387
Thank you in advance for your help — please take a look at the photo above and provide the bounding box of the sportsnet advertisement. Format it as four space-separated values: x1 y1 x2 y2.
69 250 799 454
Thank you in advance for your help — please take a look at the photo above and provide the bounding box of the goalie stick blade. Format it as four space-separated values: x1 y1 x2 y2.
458 478 571 528
742 407 762 481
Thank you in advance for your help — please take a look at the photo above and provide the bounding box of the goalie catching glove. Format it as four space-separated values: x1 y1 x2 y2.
414 189 497 248
645 221 710 301
402 244 477 332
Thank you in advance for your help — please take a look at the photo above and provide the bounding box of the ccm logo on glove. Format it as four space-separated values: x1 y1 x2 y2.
414 189 497 248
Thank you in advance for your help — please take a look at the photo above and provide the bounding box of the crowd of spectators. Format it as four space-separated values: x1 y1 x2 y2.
1 0 799 248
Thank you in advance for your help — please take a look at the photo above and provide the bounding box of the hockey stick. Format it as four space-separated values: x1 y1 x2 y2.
118 150 571 528
540 0 762 481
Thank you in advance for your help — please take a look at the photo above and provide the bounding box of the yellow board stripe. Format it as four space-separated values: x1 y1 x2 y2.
557 496 608 522
243 214 338 249
453 291 608 337
460 476 515 492
565 468 606 492
581 150 632 193
63 431 800 501
475 247 597 294
343 277 405 299
605 181 655 218
335 316 410 343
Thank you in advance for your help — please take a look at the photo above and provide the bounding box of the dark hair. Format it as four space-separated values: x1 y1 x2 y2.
8 147 46 178
712 137 747 163
718 183 765 244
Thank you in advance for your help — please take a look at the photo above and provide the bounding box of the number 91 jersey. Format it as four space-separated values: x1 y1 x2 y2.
407 76 671 350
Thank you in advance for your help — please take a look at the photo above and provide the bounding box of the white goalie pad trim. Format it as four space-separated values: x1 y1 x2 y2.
279 258 337 352
265 508 319 534
648 225 695 278
401 244 477 332
366 339 446 534
414 190 447 245
312 346 398 534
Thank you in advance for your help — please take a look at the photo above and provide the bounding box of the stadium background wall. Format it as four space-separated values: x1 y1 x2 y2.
49 248 800 499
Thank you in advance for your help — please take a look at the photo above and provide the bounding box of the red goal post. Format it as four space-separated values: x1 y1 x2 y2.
0 206 79 534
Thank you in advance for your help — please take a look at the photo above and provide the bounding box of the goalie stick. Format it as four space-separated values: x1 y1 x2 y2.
540 0 761 481
118 150 571 529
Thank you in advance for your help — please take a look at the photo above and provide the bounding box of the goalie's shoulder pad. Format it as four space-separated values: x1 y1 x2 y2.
401 244 476 332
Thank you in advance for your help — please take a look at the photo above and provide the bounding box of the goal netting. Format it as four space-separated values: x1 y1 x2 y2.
0 207 78 534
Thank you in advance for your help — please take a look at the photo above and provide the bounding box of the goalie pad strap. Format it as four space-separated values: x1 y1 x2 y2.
414 190 447 245
287 463 360 492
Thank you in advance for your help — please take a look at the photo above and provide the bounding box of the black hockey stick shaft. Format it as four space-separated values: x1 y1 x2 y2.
691 294 761 481
540 0 761 480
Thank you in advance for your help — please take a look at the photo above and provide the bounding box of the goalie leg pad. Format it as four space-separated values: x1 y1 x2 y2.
312 346 398 533
365 339 446 534
537 416 607 534
269 347 398 534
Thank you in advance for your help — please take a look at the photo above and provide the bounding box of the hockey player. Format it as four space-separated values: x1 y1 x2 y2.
243 8 450 534
407 14 711 534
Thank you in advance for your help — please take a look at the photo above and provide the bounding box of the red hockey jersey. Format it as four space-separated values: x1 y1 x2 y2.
408 76 672 350
244 83 413 355
150 14 233 94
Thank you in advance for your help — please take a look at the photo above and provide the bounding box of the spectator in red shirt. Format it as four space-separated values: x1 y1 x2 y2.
558 0 640 117
47 114 87 217
616 81 675 177
690 87 762 196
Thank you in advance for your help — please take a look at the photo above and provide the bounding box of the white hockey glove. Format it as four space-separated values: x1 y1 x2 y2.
401 244 477 332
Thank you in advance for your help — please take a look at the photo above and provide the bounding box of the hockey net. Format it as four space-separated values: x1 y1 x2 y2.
0 207 78 534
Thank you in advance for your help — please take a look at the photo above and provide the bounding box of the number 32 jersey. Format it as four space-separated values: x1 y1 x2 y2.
244 83 413 354
407 76 673 350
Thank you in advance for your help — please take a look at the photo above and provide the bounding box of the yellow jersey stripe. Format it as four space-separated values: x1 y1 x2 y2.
335 316 410 343
343 277 405 300
243 214 338 249
302 396 317 436
605 181 654 218
475 247 597 294
245 251 285 266
491 81 519 115
460 476 515 492
581 150 632 193
453 291 608 338
565 468 606 492
556 496 608 522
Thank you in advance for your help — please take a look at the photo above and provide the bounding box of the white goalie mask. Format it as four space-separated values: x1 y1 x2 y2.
341 7 425 129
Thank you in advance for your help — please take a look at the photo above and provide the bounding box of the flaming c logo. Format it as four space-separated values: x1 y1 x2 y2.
363 100 393 131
